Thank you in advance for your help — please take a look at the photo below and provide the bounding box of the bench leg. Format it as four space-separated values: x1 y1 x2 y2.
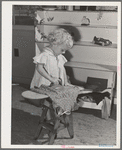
48 119 60 145
64 113 74 138
34 107 48 140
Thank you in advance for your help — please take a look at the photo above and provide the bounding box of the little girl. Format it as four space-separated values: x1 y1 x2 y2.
30 28 73 89
30 28 74 119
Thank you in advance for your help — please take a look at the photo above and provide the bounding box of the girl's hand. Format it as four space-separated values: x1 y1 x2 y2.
51 77 60 85
65 82 74 87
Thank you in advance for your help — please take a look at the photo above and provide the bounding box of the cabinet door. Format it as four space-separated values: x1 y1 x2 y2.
12 27 35 84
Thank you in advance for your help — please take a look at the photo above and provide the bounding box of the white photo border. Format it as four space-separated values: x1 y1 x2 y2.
1 1 121 149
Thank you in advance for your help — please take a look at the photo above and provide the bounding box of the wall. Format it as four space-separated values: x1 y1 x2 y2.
12 10 117 103
36 11 117 66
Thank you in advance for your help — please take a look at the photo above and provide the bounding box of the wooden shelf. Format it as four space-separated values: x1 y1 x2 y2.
74 41 117 48
37 10 117 12
38 23 117 29
35 40 117 49
64 61 117 72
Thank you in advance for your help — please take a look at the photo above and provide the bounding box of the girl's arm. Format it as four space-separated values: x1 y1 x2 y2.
36 63 60 84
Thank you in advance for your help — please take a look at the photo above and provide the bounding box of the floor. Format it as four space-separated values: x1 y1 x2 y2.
11 83 117 146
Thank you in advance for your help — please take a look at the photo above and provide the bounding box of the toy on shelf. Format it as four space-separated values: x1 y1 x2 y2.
45 11 54 22
35 26 47 41
92 36 112 46
81 16 90 26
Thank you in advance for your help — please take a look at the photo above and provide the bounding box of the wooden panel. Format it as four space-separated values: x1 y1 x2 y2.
38 25 117 43
36 41 116 69
65 67 114 88
37 11 117 26
35 43 44 55
79 100 103 109
65 62 117 72
36 40 117 49
64 45 117 66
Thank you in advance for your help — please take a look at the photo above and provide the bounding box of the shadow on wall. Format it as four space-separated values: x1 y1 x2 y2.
57 23 81 61
65 66 86 87
57 23 82 42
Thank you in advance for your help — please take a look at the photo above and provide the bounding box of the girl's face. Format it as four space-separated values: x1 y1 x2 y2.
53 44 68 56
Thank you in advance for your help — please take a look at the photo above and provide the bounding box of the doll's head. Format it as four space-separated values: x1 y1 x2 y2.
47 28 73 50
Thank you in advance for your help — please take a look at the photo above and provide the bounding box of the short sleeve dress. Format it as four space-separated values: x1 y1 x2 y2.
30 47 67 88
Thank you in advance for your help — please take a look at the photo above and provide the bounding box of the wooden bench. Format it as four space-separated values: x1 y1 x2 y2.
22 88 111 144
22 90 74 145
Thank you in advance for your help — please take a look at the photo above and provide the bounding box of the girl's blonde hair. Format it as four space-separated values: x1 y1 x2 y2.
47 28 73 49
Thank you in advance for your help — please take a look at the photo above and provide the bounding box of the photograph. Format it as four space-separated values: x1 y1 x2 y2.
1 1 121 149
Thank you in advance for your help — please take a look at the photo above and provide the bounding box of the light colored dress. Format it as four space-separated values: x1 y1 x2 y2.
30 47 67 88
